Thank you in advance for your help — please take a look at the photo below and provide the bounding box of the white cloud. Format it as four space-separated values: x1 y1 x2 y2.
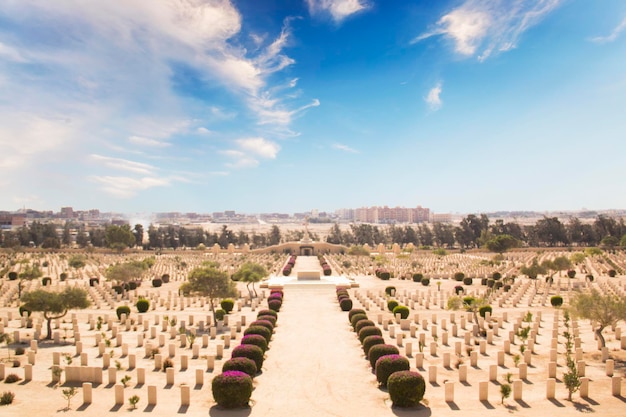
332 143 359 153
0 41 27 62
590 16 626 43
414 0 562 60
197 127 212 135
128 136 171 147
89 175 170 198
425 82 443 111
236 138 280 159
90 154 156 175
306 0 369 23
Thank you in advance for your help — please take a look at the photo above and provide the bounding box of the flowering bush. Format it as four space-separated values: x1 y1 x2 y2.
392 305 410 320
212 371 253 408
362 335 385 358
268 299 282 312
240 334 269 352
256 315 277 327
243 325 272 344
282 266 292 276
387 371 426 407
368 344 400 369
231 344 265 370
257 309 277 320
348 309 366 322
375 354 410 386
354 319 375 334
249 319 274 332
222 357 257 378
358 326 383 344
350 313 368 329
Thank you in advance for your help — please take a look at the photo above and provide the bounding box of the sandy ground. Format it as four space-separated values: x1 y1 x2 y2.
1 260 626 416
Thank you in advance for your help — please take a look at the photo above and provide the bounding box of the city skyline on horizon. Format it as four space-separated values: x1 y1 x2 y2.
1 1 625 214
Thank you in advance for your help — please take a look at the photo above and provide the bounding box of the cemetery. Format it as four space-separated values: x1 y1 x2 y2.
0 245 625 416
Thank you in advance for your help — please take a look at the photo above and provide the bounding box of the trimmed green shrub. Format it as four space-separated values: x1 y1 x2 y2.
18 305 31 318
375 354 410 387
494 281 503 290
462 296 476 307
387 300 399 312
463 277 473 285
220 299 235 313
0 391 15 405
257 309 277 320
481 278 488 286
550 295 563 308
350 313 368 329
89 277 99 286
42 277 51 286
503 284 511 292
362 335 385 358
211 371 253 408
385 286 397 296
586 274 594 282
243 325 272 344
492 272 502 280
478 305 492 318
231 344 264 370
379 271 391 280
152 278 162 287
388 370 426 407
608 269 617 277
128 281 137 290
454 285 464 295
348 309 366 322
358 326 383 343
112 285 123 294
392 305 410 319
240 334 268 352
339 298 353 311
4 374 20 384
215 309 226 321
60 272 68 281
8 272 17 281
368 344 400 369
487 279 495 288
116 305 131 320
268 299 282 312
136 298 150 313
567 270 576 279
421 278 430 286
222 357 257 378
354 319 376 334
412 273 423 283
161 274 170 283
454 272 465 281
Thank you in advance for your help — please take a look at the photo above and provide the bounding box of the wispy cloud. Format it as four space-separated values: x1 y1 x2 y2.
425 82 443 111
590 16 626 43
90 154 156 175
89 176 170 198
128 136 171 148
413 0 562 60
332 143 359 153
236 138 280 159
306 0 369 23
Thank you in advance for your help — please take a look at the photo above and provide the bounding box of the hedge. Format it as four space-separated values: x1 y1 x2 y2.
268 299 282 312
350 313 369 329
354 319 376 334
339 298 353 311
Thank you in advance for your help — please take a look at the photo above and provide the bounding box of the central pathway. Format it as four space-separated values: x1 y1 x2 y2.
249 285 396 417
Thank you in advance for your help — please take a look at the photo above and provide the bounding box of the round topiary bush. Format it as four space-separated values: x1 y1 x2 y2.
243 325 272 344
112 285 123 294
454 272 465 281
240 334 268 352
392 305 410 319
89 277 99 286
355 319 376 334
503 284 511 292
492 272 502 280
215 309 226 321
8 271 18 281
586 274 594 282
412 273 423 283
222 357 258 378
152 278 162 287
362 335 385 358
454 285 464 295
268 299 282 312
368 344 400 369
387 370 426 407
256 315 277 327
231 344 265 370
128 281 137 290
358 325 383 343
18 305 31 318
486 279 495 288
375 354 410 387
136 298 150 313
494 281 503 290
608 269 617 277
257 309 278 320
116 305 131 320
421 278 430 286
42 277 51 286
385 286 397 296
387 300 399 312
221 299 235 313
350 313 368 329
268 293 283 302
550 295 563 308
567 269 576 279
481 278 488 286
211 371 253 408
478 305 492 318
463 277 473 285
348 309 366 322
339 298 353 311
249 319 274 332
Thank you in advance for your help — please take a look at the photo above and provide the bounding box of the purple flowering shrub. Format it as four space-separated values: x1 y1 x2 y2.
231 344 265 370
375 354 410 386
222 357 258 378
212 371 253 408
368 344 400 369
387 371 426 407
240 334 269 352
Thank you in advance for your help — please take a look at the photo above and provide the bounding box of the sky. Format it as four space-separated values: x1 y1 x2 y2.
1 0 625 215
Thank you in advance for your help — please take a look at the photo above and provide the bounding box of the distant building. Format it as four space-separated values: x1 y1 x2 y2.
60 206 74 218
430 213 452 223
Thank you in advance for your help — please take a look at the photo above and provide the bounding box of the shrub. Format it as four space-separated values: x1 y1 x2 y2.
375 354 410 387
454 272 465 281
221 299 235 313
42 277 51 286
0 391 15 405
392 305 410 319
454 285 464 295
358 326 383 344
268 299 282 312
492 272 502 280
60 272 68 281
162 357 174 371
249 319 274 332
112 285 123 294
550 295 563 308
255 315 277 327
348 309 366 322
215 309 226 321
231 344 264 370
494 281 503 290
350 313 368 329
462 296 476 307
136 298 150 313
385 286 397 296
463 277 473 285
421 278 430 286
586 274 594 282
336 289 349 298
481 278 488 286
608 269 617 277
161 274 170 283
211 371 253 408
89 277 99 286
7 272 17 281
478 305 492 318
152 278 162 287
412 273 423 283
243 325 272 344
4 374 20 384
14 347 25 356
222 357 257 378
18 305 31 318
257 309 278 320
362 335 385 358
545 276 553 284
354 320 376 334
487 279 495 288
116 305 131 320
387 300 399 312
339 298 353 311
128 281 137 290
567 270 576 279
240 334 268 352
388 371 426 407
503 284 511 292
368 344 400 370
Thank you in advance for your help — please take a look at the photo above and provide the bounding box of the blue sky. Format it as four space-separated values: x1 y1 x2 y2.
1 0 625 215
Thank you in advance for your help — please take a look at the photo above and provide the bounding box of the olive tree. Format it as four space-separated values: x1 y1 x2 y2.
569 289 626 348
233 262 267 298
21 287 90 339
180 266 237 324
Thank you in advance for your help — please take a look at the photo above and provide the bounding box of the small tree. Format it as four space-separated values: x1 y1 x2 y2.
21 288 91 340
62 387 78 410
562 310 581 401
105 224 136 252
17 264 43 298
485 234 520 254
569 289 626 348
180 266 237 325
233 262 267 299
520 259 547 287
0 332 12 359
